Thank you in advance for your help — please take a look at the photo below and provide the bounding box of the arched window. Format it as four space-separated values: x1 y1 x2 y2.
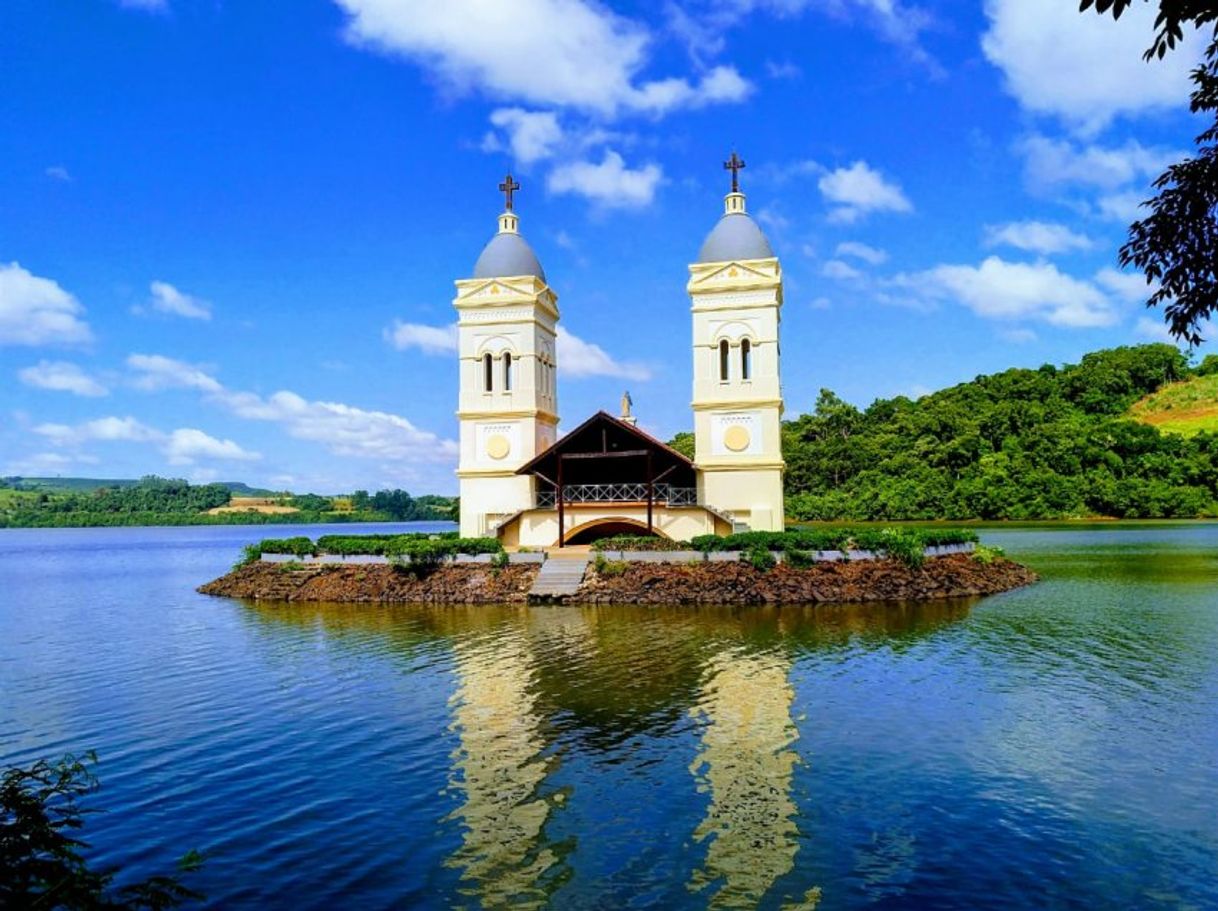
503 352 513 391
719 340 730 382
483 353 494 392
741 338 752 381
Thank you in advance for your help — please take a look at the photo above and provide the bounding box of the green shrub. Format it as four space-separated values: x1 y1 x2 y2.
0 753 203 909
745 545 776 571
235 542 262 568
688 526 978 568
593 553 629 576
590 534 687 552
854 528 925 569
972 543 1006 564
255 536 315 558
783 547 816 569
491 550 510 569
252 533 500 560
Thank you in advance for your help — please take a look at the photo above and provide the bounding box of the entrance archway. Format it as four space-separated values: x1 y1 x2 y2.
562 518 669 546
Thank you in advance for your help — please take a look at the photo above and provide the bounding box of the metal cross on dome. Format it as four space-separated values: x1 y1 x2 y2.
498 173 520 211
724 151 745 193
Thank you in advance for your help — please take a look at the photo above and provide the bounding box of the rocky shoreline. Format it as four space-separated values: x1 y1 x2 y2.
199 553 1037 605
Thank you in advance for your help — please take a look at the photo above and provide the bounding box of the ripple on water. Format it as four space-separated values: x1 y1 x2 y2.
1 523 1217 909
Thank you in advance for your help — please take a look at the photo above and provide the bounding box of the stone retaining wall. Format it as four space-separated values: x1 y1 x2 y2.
259 543 975 566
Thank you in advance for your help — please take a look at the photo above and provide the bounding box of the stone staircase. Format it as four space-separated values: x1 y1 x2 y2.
528 553 591 603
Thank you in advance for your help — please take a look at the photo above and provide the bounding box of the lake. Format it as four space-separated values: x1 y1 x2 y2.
1 522 1216 909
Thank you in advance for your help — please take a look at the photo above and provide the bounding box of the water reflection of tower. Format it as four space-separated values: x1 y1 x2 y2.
446 624 557 909
689 645 807 909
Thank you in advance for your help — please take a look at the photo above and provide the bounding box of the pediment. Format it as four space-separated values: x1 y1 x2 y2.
691 261 773 285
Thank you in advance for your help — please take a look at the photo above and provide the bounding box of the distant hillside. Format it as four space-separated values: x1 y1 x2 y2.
1130 372 1218 437
5 477 140 493
778 344 1218 521
0 475 457 528
3 477 279 496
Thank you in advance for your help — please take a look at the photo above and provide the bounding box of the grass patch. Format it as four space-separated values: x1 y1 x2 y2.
1130 373 1218 437
593 554 629 577
972 543 1006 565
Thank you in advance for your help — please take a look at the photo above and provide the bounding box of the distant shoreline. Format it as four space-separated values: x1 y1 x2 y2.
4 515 1217 531
0 513 457 530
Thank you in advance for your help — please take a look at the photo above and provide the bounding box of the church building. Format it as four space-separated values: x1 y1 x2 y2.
455 158 785 547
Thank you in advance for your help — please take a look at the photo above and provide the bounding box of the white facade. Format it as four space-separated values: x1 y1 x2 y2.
456 173 786 544
688 191 786 531
455 209 559 538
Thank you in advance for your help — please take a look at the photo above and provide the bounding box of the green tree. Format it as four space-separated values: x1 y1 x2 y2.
1082 2 1218 342
1 753 202 909
667 432 695 459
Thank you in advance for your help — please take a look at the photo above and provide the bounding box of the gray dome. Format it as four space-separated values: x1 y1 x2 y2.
473 231 545 281
697 212 774 263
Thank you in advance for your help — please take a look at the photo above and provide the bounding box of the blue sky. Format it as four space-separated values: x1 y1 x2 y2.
0 0 1212 494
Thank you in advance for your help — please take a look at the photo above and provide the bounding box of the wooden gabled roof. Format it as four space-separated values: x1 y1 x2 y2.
516 410 694 477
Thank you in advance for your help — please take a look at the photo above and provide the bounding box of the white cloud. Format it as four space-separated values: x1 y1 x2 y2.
556 326 651 380
835 240 888 264
34 414 259 465
482 108 564 164
765 59 800 79
384 319 650 380
984 220 1095 255
119 0 168 10
982 0 1202 131
755 206 790 232
222 390 456 462
756 158 823 184
1134 315 1214 345
669 0 937 70
36 416 162 446
18 361 108 397
895 256 1121 328
148 280 212 320
333 0 749 117
165 428 260 465
1096 190 1147 222
1134 316 1176 342
0 262 92 346
3 451 85 476
127 353 457 464
1095 266 1155 304
822 259 863 281
45 165 72 182
547 150 662 208
1019 134 1179 193
1000 327 1038 344
126 353 224 392
818 161 912 223
383 321 458 354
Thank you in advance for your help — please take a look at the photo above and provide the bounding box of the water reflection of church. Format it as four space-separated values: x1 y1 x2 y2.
251 599 969 907
445 607 805 908
456 156 786 547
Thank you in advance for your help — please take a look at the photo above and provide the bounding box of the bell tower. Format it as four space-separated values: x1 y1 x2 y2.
454 175 559 538
688 154 785 531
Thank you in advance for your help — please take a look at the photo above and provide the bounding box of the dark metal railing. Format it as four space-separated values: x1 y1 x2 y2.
536 484 697 508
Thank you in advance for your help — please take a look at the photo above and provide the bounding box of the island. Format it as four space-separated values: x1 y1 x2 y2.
198 529 1038 606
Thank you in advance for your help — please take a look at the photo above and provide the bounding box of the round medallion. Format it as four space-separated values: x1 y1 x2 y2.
723 425 751 452
485 434 511 460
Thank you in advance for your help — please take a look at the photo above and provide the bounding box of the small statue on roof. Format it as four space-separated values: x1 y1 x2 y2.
620 390 637 426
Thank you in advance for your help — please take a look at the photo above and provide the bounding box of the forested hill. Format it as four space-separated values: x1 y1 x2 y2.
0 476 457 528
779 344 1218 520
